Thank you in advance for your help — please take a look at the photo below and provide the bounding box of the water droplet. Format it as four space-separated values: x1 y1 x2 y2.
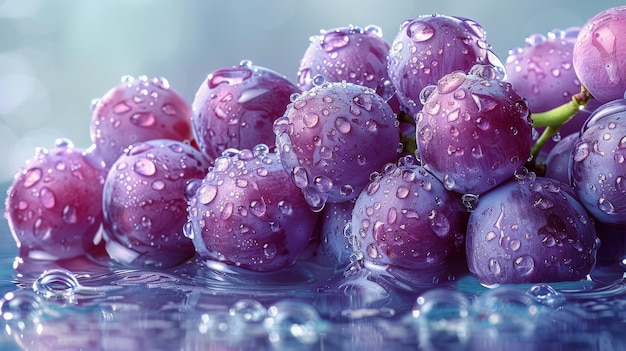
197 184 218 204
263 243 277 259
183 221 195 239
130 113 156 127
353 93 373 111
250 198 267 217
335 117 352 133
151 180 165 190
23 168 42 188
312 74 326 86
292 167 309 188
598 198 615 215
429 210 450 237
208 67 252 88
514 255 535 276
133 158 156 176
488 258 502 274
303 112 320 128
62 204 77 224
278 200 293 215
39 186 56 209
321 30 350 51
407 20 435 42
113 102 131 114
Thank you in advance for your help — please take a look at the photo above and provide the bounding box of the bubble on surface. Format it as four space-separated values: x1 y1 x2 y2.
412 289 470 350
266 300 321 349
32 269 80 302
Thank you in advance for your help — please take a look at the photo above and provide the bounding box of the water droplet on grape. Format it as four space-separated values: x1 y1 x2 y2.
407 20 435 42
23 168 42 188
133 158 157 177
197 184 218 204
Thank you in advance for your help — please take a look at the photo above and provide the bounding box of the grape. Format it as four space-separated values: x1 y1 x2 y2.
466 176 598 285
351 156 468 271
186 145 319 272
273 80 401 211
318 200 356 269
192 61 300 161
570 99 626 227
4 140 106 260
506 28 581 113
387 13 504 117
573 6 626 103
505 28 593 155
416 65 533 195
544 132 578 184
90 75 194 168
102 139 211 268
297 25 390 92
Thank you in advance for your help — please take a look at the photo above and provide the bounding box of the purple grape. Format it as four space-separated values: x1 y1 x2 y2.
318 200 356 269
351 156 468 271
102 139 211 268
416 65 533 195
387 13 504 117
570 100 626 227
466 176 598 285
297 25 390 92
192 61 300 161
506 28 581 113
186 145 319 272
505 28 593 155
273 79 401 211
544 132 578 184
90 75 194 168
4 139 107 260
573 6 626 103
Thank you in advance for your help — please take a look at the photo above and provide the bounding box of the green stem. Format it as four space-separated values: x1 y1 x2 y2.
528 86 594 167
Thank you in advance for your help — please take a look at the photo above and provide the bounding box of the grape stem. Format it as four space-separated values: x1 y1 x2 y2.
528 86 593 166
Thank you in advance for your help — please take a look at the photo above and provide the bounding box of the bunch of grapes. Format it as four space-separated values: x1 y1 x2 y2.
5 6 626 288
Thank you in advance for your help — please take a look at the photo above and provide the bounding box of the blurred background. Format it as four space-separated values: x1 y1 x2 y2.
0 0 622 183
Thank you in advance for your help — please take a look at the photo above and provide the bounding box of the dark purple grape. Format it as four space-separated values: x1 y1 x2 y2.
416 65 533 195
544 132 578 184
297 25 390 92
90 75 194 168
186 145 319 272
192 61 300 161
4 140 107 260
387 13 504 116
351 156 468 271
573 6 626 103
466 176 598 285
102 139 211 268
273 80 401 211
570 101 626 227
